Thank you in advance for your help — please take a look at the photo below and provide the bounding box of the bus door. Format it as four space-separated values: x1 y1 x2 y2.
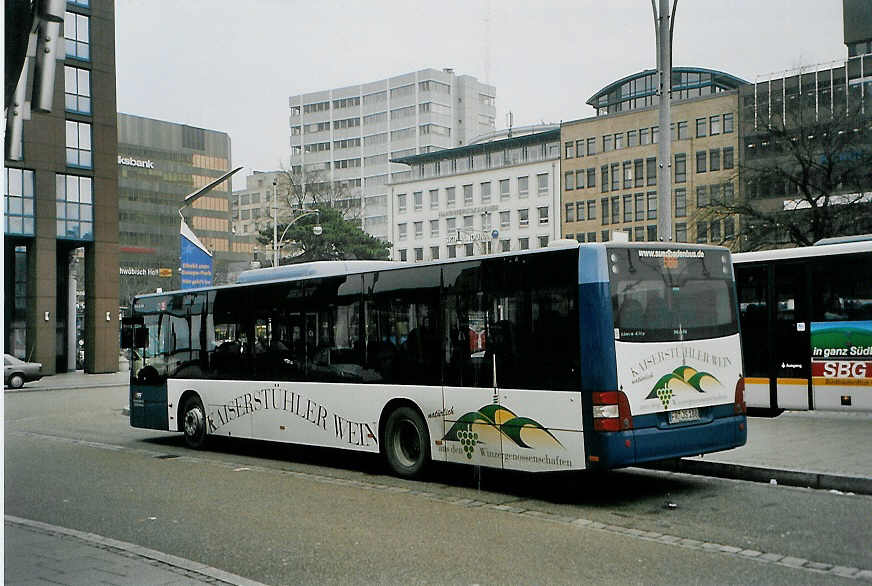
772 263 811 409
736 265 773 409
440 261 505 469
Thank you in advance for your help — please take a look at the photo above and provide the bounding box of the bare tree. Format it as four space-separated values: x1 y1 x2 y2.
695 106 872 251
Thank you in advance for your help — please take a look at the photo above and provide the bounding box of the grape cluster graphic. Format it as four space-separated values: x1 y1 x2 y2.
656 387 673 409
457 425 478 459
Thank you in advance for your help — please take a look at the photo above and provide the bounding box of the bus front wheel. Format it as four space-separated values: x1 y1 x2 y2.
383 406 430 479
182 395 208 449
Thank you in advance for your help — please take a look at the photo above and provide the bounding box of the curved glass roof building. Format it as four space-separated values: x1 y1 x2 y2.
587 67 748 116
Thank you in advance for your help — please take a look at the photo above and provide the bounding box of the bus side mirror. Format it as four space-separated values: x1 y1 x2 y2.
135 327 149 348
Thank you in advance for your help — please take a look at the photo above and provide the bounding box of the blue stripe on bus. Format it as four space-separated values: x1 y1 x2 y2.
578 246 617 392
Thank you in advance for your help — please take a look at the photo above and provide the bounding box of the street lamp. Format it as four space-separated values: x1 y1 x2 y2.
269 179 321 266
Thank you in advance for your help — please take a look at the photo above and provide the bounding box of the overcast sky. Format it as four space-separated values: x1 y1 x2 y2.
115 0 846 189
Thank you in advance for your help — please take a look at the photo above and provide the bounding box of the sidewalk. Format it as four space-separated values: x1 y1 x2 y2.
4 516 264 586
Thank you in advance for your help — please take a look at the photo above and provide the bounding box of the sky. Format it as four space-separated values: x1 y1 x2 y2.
114 0 847 189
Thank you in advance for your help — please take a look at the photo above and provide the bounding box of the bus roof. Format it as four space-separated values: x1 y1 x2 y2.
733 240 872 264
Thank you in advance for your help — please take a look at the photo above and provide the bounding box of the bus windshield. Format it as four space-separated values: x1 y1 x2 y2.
608 246 738 343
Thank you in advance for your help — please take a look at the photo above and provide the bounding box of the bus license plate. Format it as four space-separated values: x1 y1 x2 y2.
668 408 700 424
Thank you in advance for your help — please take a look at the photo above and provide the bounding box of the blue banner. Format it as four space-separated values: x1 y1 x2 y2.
180 219 213 289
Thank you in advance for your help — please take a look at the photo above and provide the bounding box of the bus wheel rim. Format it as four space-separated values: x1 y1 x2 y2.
394 418 420 468
185 405 204 438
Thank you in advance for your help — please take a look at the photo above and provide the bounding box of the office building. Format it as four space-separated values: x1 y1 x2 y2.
561 68 745 247
4 0 118 373
389 125 561 262
117 113 251 304
288 68 496 241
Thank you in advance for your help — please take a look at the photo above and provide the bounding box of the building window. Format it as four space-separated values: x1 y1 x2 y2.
623 161 633 189
448 246 457 259
634 226 645 242
710 115 721 135
537 173 549 195
446 217 456 232
646 157 657 186
500 239 511 252
65 120 92 168
696 151 707 174
601 230 610 242
601 197 609 225
414 221 423 238
565 171 575 191
576 201 585 221
723 182 734 203
56 174 93 240
430 219 439 237
429 189 439 209
465 243 474 256
576 139 585 157
635 193 645 221
675 222 687 242
463 184 473 205
64 11 90 61
500 211 510 227
611 196 620 223
640 127 650 145
587 137 596 156
399 249 408 261
602 134 613 152
538 206 549 225
587 167 596 188
538 235 549 248
614 133 624 150
430 246 440 260
634 159 644 188
724 217 735 239
675 188 687 217
565 141 575 159
414 191 423 210
64 66 91 114
415 248 424 261
723 146 734 169
518 237 530 250
674 153 686 183
518 208 529 227
518 176 529 197
709 149 721 172
676 121 688 140
587 200 596 221
601 166 609 193
696 221 708 243
710 220 721 241
565 203 575 223
627 130 638 148
463 215 473 229
446 187 456 207
397 193 407 213
398 223 407 240
499 179 510 200
623 194 632 223
4 168 35 236
696 118 706 138
610 163 620 191
480 182 491 203
697 185 709 208
723 113 734 133
647 225 657 242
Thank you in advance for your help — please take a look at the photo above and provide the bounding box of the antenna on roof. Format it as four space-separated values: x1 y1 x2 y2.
506 111 513 137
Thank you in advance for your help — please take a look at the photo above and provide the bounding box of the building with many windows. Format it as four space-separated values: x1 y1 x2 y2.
4 0 118 373
117 114 251 305
288 68 496 241
389 126 561 262
561 68 745 246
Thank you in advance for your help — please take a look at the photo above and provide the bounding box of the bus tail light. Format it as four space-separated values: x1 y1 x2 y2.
734 377 746 415
592 391 633 432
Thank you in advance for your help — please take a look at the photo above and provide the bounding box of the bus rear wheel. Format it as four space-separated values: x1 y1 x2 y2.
383 406 430 479
182 395 208 449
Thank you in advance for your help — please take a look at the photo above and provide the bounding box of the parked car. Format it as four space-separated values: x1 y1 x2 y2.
4 354 43 389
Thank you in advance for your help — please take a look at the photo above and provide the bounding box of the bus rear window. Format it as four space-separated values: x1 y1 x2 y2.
608 247 738 342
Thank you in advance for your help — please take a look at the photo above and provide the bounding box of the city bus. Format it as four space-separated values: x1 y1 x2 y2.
123 242 747 478
733 239 872 414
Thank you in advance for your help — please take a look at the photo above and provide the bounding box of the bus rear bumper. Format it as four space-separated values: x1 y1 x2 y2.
129 385 170 430
588 413 747 470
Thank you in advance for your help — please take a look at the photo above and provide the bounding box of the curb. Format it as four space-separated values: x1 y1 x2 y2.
645 458 872 495
5 515 266 586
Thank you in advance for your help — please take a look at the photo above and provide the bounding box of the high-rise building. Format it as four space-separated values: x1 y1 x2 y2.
4 0 118 374
561 68 746 247
117 114 252 304
288 68 496 241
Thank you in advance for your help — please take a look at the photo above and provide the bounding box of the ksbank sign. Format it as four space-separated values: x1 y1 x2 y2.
117 155 155 169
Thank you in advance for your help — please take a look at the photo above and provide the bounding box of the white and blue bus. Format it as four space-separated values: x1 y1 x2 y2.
123 242 747 478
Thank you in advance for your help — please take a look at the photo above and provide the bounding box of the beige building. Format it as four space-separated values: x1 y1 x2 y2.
560 68 745 247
